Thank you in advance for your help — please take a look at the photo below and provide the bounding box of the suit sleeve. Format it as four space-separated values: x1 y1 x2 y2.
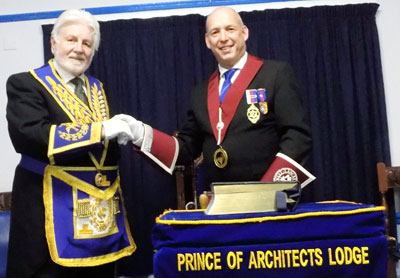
6 73 102 165
139 126 179 174
261 63 313 184
273 62 312 166
135 112 202 175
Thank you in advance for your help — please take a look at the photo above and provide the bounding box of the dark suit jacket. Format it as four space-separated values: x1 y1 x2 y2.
6 70 119 277
177 55 311 187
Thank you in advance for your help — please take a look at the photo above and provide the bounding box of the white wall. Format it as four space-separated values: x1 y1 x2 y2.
0 0 398 192
376 0 400 165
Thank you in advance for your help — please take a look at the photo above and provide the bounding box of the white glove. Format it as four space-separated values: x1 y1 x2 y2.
102 115 134 145
112 114 145 147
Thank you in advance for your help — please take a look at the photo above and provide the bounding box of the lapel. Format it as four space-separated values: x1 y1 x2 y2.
30 60 109 124
207 54 264 143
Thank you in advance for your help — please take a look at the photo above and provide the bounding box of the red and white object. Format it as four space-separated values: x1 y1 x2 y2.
261 153 316 188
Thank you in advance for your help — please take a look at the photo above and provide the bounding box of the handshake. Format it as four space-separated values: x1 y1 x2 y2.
102 114 144 146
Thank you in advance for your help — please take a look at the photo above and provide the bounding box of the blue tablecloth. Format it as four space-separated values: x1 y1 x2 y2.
152 201 388 278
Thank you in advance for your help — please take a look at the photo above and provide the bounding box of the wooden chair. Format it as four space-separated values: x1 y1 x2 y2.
174 155 204 210
0 192 11 212
377 162 400 278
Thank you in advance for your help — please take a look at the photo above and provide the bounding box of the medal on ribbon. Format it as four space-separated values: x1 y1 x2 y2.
257 89 268 115
214 108 229 168
247 103 260 124
214 146 228 168
208 56 264 169
246 89 261 124
259 102 268 115
89 143 112 187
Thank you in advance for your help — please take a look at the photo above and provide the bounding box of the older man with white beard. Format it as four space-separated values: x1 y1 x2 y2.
6 9 136 277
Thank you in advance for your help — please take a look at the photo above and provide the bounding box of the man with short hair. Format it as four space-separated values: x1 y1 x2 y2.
6 9 136 277
123 6 312 188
